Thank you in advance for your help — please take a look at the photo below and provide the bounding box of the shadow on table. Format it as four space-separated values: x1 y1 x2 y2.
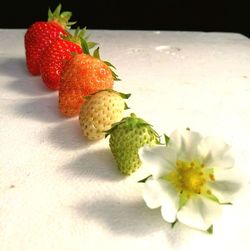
47 118 95 151
62 148 122 181
77 197 186 243
0 57 50 96
11 95 61 123
0 57 27 78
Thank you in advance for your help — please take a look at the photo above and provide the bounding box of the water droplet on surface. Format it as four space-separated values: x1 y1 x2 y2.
155 45 171 52
155 45 181 56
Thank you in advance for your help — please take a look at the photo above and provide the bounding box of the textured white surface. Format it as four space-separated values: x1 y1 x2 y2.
0 29 250 251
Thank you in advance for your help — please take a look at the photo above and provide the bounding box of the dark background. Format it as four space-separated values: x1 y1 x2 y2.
1 0 249 37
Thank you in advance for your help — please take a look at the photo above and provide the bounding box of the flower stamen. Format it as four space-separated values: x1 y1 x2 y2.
165 160 214 197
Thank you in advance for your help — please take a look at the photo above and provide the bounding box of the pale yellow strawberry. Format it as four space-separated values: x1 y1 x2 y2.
79 89 130 140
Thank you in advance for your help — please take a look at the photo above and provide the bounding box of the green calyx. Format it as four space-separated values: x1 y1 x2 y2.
80 41 120 81
93 47 121 81
138 175 152 183
48 3 76 30
107 89 131 100
85 89 130 99
207 225 213 234
62 26 97 49
84 89 131 108
164 134 170 145
106 113 160 142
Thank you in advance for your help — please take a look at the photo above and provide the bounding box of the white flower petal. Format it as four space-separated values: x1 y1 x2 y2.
207 165 243 203
142 178 166 209
198 137 234 169
214 167 241 182
169 130 203 160
198 136 230 157
177 196 221 231
139 129 243 231
208 181 241 203
207 155 234 169
129 164 153 182
139 145 176 179
161 201 178 223
143 178 178 213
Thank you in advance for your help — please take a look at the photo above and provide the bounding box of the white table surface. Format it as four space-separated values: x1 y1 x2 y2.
1 29 250 251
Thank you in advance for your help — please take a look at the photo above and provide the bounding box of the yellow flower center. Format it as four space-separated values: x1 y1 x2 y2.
165 160 215 196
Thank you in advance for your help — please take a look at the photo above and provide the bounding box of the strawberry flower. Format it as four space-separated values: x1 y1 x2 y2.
139 129 242 232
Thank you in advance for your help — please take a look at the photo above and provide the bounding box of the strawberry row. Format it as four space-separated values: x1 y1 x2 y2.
23 4 242 233
24 4 159 175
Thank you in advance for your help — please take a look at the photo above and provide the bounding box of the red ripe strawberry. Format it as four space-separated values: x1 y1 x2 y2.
40 28 95 90
59 48 120 117
24 4 75 75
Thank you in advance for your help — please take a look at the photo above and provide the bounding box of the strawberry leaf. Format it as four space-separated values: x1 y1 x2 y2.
93 47 100 59
138 175 152 183
67 21 77 26
85 89 130 100
204 193 220 204
104 61 116 69
47 4 75 30
220 202 233 205
171 220 178 228
88 42 98 49
63 27 97 52
91 47 120 81
74 26 80 36
207 225 213 234
111 71 121 81
48 8 53 20
103 60 120 81
53 3 62 17
85 34 91 40
81 38 90 54
79 26 87 37
124 103 130 110
118 92 131 99
164 134 170 145
61 11 72 19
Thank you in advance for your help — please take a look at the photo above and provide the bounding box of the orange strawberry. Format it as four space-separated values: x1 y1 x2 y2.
24 4 75 75
59 47 120 117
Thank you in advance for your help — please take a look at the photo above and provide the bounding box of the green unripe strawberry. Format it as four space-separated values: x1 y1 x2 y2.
106 113 160 175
